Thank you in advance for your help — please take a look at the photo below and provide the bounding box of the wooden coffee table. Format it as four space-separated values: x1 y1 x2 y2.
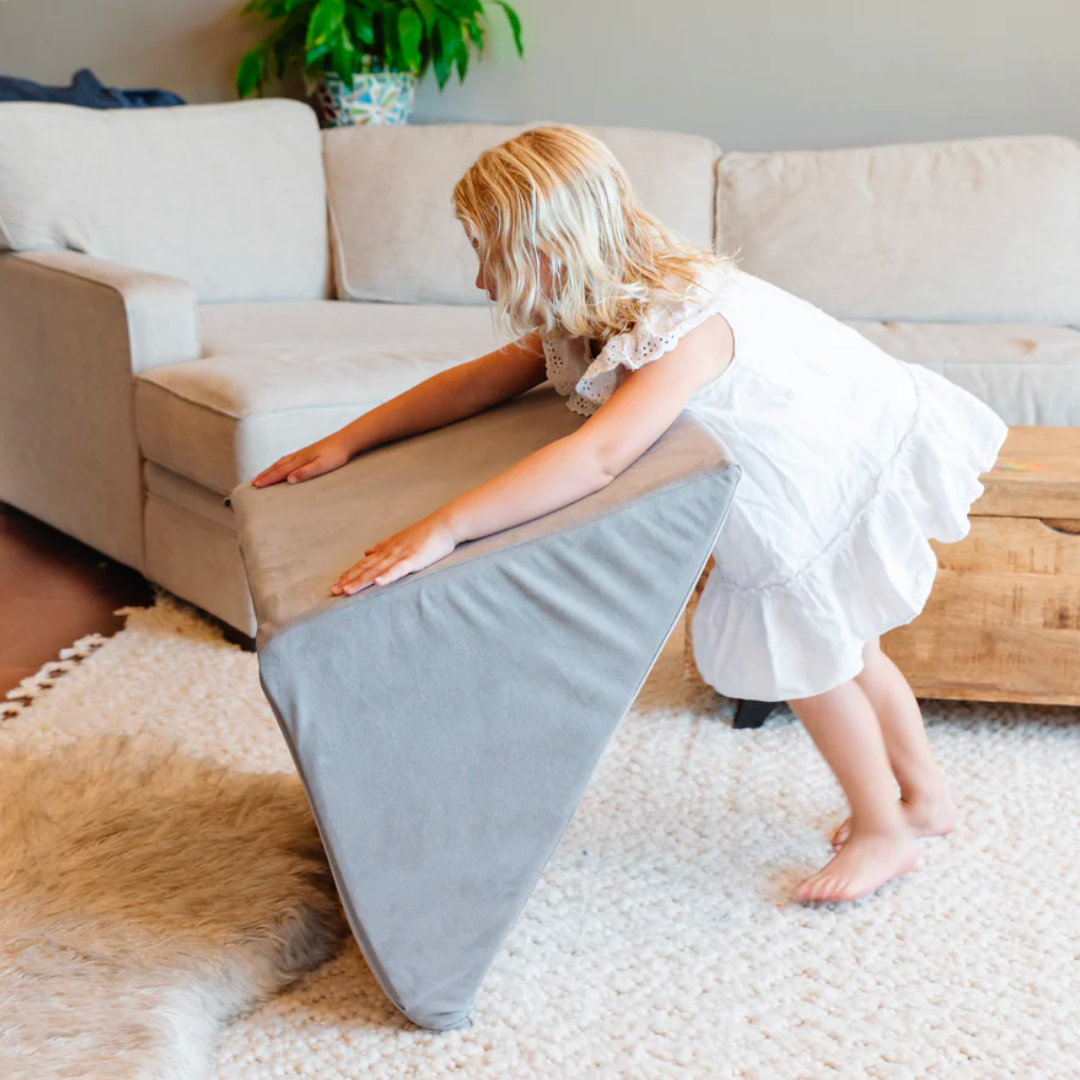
881 426 1080 707
685 426 1080 723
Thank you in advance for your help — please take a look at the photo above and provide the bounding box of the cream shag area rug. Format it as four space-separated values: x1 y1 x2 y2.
2 592 1079 1079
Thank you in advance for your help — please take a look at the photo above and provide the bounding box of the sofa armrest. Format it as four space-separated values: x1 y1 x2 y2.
7 250 200 373
0 250 201 570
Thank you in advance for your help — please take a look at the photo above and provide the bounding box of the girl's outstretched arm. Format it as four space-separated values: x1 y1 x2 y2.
331 312 734 595
253 332 547 488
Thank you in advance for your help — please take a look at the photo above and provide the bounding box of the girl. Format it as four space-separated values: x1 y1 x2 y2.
252 124 1009 906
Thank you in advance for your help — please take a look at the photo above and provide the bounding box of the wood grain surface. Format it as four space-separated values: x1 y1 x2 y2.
685 426 1080 706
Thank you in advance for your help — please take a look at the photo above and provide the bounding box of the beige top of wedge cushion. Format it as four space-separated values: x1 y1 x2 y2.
0 100 330 303
717 135 1080 324
324 121 721 305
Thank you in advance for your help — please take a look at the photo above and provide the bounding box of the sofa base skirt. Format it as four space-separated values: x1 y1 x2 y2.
143 462 257 637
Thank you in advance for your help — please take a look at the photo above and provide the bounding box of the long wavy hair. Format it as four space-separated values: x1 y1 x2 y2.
451 123 738 351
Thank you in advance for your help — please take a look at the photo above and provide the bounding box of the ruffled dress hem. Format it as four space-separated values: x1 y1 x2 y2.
690 360 1010 702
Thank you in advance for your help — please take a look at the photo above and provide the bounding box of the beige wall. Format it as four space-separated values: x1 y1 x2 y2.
1 0 1078 150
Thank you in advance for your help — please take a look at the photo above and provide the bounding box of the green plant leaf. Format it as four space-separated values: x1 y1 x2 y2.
398 7 424 70
435 12 466 83
331 23 359 86
381 5 403 71
434 12 468 81
242 0 287 17
430 21 451 88
486 0 522 57
412 0 440 34
433 0 480 15
306 0 346 49
236 42 269 98
348 6 376 46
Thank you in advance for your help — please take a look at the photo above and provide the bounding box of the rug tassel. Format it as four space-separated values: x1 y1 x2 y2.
2 633 109 721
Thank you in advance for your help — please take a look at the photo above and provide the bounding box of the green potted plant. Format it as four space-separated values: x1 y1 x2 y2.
237 0 524 127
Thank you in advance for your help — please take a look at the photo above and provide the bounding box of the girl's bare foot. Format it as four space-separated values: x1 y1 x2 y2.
831 794 959 850
796 831 919 904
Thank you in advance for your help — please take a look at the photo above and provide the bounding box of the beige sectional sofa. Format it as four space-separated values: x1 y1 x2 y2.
1 99 1077 638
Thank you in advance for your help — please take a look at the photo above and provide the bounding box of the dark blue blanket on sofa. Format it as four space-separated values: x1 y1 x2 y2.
0 68 185 108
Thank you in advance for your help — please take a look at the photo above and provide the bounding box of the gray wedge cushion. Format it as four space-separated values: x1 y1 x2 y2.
225 384 740 1031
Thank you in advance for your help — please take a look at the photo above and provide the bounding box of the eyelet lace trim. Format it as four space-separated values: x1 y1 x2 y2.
543 265 739 417
541 335 579 397
542 335 608 416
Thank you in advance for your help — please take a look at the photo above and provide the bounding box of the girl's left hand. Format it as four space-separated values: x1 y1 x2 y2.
330 514 457 596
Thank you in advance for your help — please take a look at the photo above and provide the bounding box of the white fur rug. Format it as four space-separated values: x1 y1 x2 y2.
0 600 348 1080
3 592 1079 1079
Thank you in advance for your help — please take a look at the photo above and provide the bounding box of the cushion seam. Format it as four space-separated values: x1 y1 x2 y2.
144 458 229 497
139 376 397 421
145 488 236 534
138 378 243 420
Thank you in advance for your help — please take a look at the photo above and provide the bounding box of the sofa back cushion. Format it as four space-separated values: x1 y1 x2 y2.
717 135 1080 324
325 121 720 304
0 100 330 303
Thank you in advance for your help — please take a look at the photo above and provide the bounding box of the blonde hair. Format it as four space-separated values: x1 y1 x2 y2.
451 123 738 350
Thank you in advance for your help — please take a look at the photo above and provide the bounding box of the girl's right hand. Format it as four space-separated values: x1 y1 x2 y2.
251 434 352 488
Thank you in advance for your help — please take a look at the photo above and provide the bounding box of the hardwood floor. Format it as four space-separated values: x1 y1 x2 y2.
0 500 154 698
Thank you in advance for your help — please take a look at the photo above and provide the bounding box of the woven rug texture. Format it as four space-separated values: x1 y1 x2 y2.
1 593 1077 1079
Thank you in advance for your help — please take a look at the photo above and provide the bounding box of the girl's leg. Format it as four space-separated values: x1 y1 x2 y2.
787 678 919 903
831 638 959 849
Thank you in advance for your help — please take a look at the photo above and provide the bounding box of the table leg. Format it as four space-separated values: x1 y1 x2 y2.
734 699 779 729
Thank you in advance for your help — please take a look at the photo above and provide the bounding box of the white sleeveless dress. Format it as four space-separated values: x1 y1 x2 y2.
540 262 1009 702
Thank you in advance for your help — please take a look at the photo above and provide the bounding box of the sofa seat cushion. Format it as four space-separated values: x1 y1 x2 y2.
848 321 1080 426
135 300 509 494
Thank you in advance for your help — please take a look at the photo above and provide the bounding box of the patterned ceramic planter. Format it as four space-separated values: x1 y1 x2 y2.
307 70 418 127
